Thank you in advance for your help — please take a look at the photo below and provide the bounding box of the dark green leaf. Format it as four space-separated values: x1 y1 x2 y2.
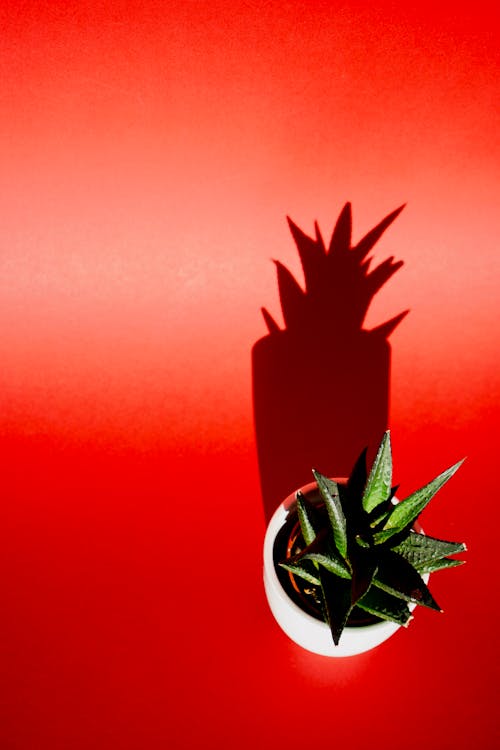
362 430 392 513
393 530 466 566
301 552 351 580
285 526 328 565
369 507 391 530
373 551 441 611
414 558 465 575
313 471 347 560
357 587 412 627
296 491 318 546
279 562 321 587
319 568 353 646
374 458 465 543
355 534 371 548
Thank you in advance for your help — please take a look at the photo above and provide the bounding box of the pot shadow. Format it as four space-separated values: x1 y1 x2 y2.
252 202 408 522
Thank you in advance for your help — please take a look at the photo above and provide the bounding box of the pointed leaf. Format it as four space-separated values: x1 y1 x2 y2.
378 459 465 541
373 526 409 545
353 204 405 261
362 430 392 513
279 562 321 587
328 202 352 255
368 492 396 529
373 551 441 611
358 587 412 627
313 471 347 560
285 527 329 567
296 491 318 546
301 552 351 580
319 568 353 646
393 530 467 566
355 534 371 548
414 558 465 575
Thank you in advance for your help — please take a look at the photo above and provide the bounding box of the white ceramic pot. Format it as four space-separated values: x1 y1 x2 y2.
263 481 427 657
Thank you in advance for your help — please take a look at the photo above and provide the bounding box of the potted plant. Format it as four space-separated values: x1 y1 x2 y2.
263 431 466 657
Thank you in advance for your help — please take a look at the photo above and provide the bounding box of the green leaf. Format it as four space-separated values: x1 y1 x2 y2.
285 526 328 565
373 551 441 611
414 558 465 575
313 470 347 560
301 552 352 580
357 587 412 627
296 491 317 546
355 534 371 548
374 458 465 543
362 430 392 513
369 508 391 530
279 562 321 587
319 568 353 646
393 530 466 567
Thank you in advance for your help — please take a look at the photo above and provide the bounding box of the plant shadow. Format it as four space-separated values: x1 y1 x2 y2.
252 202 408 522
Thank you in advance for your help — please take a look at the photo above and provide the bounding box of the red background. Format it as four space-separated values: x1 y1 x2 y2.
1 2 499 748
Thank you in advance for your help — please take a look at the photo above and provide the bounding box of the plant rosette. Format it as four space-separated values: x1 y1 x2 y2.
263 432 466 657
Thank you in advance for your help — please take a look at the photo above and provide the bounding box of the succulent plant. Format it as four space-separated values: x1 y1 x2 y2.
279 431 466 646
262 202 409 338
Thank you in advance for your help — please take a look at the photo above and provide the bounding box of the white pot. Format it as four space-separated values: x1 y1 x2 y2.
263 481 427 657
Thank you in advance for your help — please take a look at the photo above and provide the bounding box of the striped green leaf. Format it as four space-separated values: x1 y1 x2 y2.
278 562 321 587
357 587 412 627
393 530 467 566
301 552 352 580
296 491 317 546
373 552 441 611
414 558 465 575
373 458 465 544
319 568 353 646
362 430 392 513
313 470 347 560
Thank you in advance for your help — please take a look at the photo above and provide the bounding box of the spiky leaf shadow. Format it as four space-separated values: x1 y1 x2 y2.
265 203 407 337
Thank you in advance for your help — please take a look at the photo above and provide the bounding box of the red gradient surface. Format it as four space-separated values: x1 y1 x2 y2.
1 2 499 749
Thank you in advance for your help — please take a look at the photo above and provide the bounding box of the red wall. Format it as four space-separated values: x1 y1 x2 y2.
1 2 498 748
